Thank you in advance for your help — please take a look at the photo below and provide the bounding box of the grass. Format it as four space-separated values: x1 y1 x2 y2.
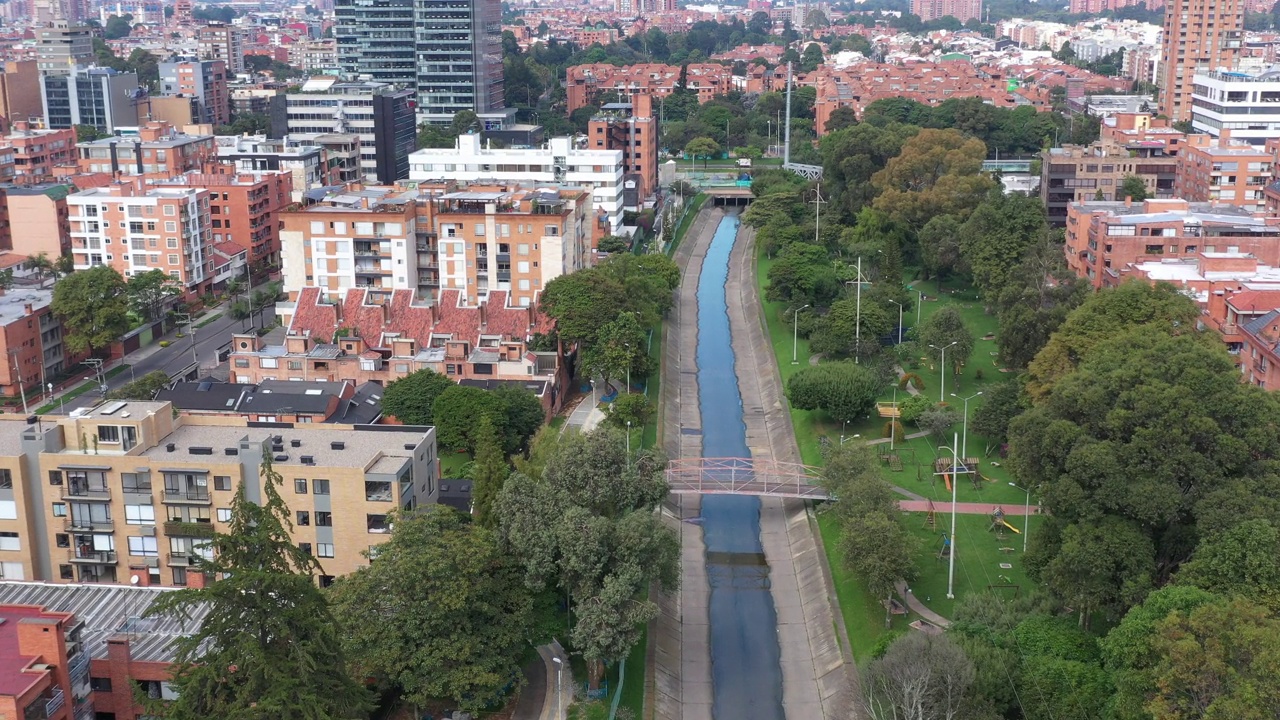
666 194 707 256
618 626 647 718
439 451 470 478
640 322 662 453
817 511 892 662
36 364 131 414
195 313 223 329
902 511 1044 620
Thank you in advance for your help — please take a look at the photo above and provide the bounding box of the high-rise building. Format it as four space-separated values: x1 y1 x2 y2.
334 0 504 125
911 0 982 23
0 61 44 130
198 23 245 75
1158 0 1243 123
158 59 230 126
587 95 660 205
40 67 140 132
34 22 94 76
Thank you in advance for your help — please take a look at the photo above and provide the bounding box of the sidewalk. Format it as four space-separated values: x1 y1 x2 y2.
561 382 615 435
898 500 1041 515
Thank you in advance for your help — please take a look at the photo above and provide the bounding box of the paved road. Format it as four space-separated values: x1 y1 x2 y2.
60 304 273 413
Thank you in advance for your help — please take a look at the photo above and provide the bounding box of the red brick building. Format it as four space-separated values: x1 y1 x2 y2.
0 581 211 720
72 122 217 180
1175 133 1274 213
155 166 293 271
2 122 75 184
566 63 733 113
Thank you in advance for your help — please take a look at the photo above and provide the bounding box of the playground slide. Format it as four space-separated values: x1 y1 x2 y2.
943 473 952 492
1000 519 1021 534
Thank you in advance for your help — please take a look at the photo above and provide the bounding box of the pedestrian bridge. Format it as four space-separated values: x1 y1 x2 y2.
666 457 828 499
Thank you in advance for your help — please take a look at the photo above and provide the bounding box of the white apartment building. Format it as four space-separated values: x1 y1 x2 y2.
1191 68 1280 146
407 134 626 235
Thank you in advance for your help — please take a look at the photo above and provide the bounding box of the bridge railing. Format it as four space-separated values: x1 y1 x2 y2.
665 457 827 499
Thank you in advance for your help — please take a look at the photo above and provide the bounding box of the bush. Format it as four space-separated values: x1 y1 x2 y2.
786 362 883 425
606 393 653 430
175 332 185 339
919 407 961 442
882 420 905 440
898 372 924 391
898 394 933 424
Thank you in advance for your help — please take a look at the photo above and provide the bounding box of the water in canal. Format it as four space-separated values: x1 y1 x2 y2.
695 213 785 720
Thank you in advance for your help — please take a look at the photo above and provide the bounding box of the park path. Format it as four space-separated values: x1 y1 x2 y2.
898 500 1040 516
894 581 951 629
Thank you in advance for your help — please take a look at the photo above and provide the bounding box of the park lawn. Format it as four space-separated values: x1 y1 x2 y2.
876 434 1028 507
901 511 1043 620
618 626 647 719
817 510 896 664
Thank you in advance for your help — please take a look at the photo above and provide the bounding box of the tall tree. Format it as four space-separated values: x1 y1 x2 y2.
916 306 974 376
918 214 963 287
581 310 649 391
958 192 1049 307
495 428 677 688
471 416 509 528
52 265 131 355
862 629 974 720
993 232 1089 370
1178 519 1280 610
786 361 883 425
381 369 455 425
146 451 372 719
871 128 994 229
126 268 182 322
683 136 721 169
1118 175 1149 202
328 507 532 713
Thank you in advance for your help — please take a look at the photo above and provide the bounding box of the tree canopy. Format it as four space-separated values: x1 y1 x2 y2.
380 369 454 425
52 265 131 355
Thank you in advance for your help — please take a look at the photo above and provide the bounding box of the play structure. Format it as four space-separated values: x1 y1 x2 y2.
988 506 1021 535
923 498 938 529
937 532 953 559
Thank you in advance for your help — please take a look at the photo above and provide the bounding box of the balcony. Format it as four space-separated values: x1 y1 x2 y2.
46 688 65 717
164 520 215 538
64 518 113 533
163 489 211 504
63 483 110 501
166 552 204 566
69 549 117 564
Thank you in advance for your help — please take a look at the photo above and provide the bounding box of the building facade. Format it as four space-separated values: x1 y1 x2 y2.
1041 137 1180 225
0 286 69 402
0 402 437 587
158 59 230 127
334 0 504 124
197 24 245 74
1175 132 1274 211
1159 0 1243 123
1190 68 1280 145
155 168 294 270
0 61 44 130
74 122 217 179
216 135 325 201
34 22 93 76
4 122 75 184
40 67 141 133
586 96 659 204
911 0 982 23
407 134 625 235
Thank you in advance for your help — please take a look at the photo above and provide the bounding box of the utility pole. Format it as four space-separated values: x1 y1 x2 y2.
812 182 824 244
784 62 793 165
947 432 959 599
10 351 27 414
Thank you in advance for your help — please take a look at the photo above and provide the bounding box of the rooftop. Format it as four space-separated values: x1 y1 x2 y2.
138 420 427 469
0 603 66 697
0 287 52 326
78 133 212 149
0 582 209 665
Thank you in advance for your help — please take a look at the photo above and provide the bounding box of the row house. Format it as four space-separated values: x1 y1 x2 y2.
1064 198 1280 289
232 287 570 415
0 400 436 588
565 62 733 112
67 183 214 297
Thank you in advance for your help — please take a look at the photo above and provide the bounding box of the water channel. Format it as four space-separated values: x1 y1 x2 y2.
695 213 785 720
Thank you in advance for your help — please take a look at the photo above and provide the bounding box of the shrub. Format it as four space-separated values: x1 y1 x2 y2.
974 368 985 381
898 394 933 424
882 420 905 439
898 372 924 391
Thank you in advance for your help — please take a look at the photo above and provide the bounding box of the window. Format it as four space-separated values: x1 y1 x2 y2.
365 480 392 502
295 479 308 494
0 532 18 551
288 360 303 370
299 542 312 555
234 359 250 368
217 508 232 522
316 511 332 527
318 574 335 588
313 479 329 494
0 500 14 520
56 533 69 548
122 473 151 492
48 470 62 486
51 502 66 517
260 358 278 369
171 567 187 586
60 565 73 580
317 543 335 558
367 514 389 533
125 505 155 524
297 511 310 526
0 469 9 489
127 536 158 557
214 476 231 491
168 254 179 265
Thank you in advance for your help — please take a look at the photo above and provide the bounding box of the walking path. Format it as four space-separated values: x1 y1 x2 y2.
894 581 951 629
899 500 1041 515
728 222 854 720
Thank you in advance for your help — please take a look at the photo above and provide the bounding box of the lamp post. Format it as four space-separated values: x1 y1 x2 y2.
624 342 631 395
951 391 983 461
890 386 898 451
930 341 958 404
626 420 632 464
9 351 27 415
888 298 904 345
943 432 960 599
552 656 563 720
1009 482 1030 552
791 304 810 364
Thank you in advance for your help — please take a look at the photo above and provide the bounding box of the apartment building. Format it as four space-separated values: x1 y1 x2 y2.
34 22 93 76
1190 68 1280 145
0 581 211 720
279 183 592 307
6 184 72 264
216 135 325 201
157 59 230 127
0 286 71 402
4 122 75 185
40 67 141 133
154 167 293 270
407 133 625 231
1064 198 1280 288
911 0 981 22
565 63 733 113
67 184 213 296
74 122 216 179
269 78 416 184
0 61 43 131
289 38 338 71
198 23 245 74
229 85 283 116
233 287 569 413
0 400 437 587
588 96 659 204
1041 137 1181 225
1159 0 1243 123
1175 133 1274 212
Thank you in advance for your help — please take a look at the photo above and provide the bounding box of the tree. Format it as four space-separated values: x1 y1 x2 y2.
540 269 624 345
800 42 824 72
494 428 676 688
145 451 372 719
26 252 54 282
1178 519 1280 610
808 299 893 359
103 13 134 39
126 268 181 322
871 128 994 229
958 192 1049 306
381 369 454 425
918 215 963 286
825 106 857 133
52 265 130 355
916 306 974 376
432 385 503 452
862 627 974 720
328 507 532 713
106 370 171 400
786 362 882 425
918 406 960 442
73 124 107 142
994 232 1089 370
605 392 653 430
581 310 648 389
1119 175 1150 202
470 416 509 528
969 380 1022 447
765 241 839 307
684 136 721 169
491 384 546 455
597 235 629 254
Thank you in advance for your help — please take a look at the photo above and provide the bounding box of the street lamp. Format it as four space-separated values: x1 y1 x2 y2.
791 304 810 364
930 341 959 404
626 420 632 464
941 432 960 599
888 299 904 345
951 391 982 461
551 656 563 720
1009 482 1030 552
